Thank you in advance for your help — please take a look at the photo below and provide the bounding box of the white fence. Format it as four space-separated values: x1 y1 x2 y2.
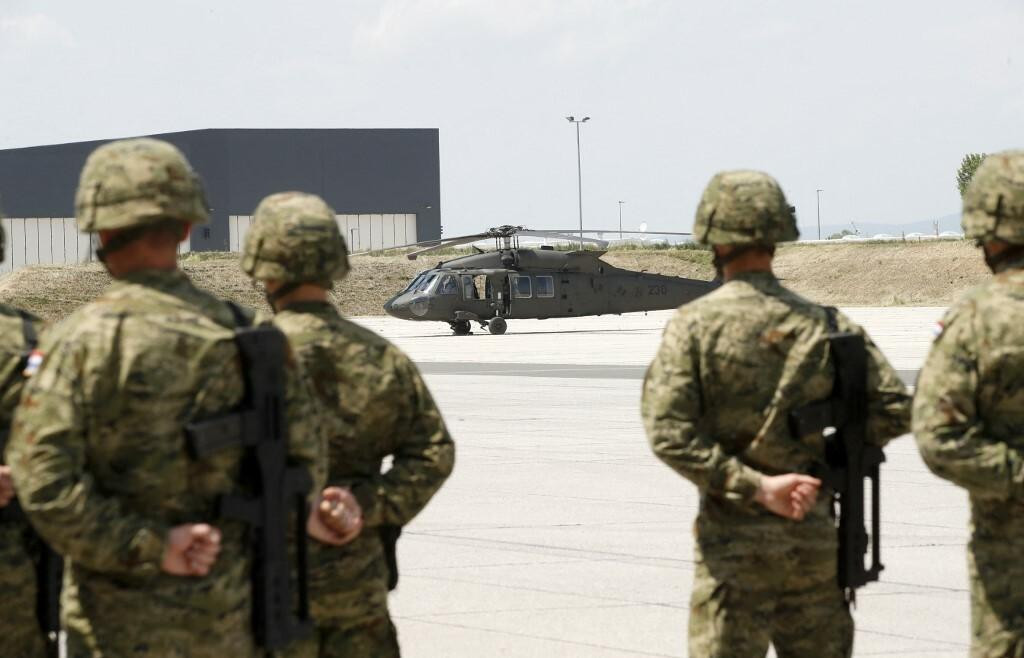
229 213 418 253
0 217 191 274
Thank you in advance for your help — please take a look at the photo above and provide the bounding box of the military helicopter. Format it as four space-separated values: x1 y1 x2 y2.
381 225 717 335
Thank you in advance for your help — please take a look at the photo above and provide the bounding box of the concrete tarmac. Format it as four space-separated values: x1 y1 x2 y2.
352 307 968 657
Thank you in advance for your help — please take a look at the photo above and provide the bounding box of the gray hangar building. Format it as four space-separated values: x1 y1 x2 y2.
0 128 441 271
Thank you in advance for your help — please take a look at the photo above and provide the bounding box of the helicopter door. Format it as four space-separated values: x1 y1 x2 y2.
487 273 511 317
461 274 497 319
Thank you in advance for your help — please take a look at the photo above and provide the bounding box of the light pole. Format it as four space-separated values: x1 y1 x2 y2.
566 115 590 248
618 200 624 240
816 189 823 240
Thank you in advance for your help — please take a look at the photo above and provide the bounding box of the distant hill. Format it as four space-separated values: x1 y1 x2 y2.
798 212 961 239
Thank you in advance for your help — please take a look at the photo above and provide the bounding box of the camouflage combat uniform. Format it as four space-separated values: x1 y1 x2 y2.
914 150 1024 657
5 139 327 658
641 171 910 658
241 192 455 658
0 278 45 657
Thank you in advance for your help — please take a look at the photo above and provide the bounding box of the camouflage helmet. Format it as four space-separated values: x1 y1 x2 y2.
962 150 1024 244
75 138 208 233
240 191 349 287
693 170 799 246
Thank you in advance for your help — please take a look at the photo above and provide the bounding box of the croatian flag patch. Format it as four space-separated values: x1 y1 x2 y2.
23 350 44 377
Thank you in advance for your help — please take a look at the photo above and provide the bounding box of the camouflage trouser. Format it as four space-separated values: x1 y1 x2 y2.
286 613 400 658
0 522 45 657
283 534 400 658
688 534 852 658
969 540 1024 658
63 575 258 658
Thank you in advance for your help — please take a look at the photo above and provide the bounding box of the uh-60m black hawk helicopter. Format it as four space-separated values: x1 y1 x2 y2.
382 225 718 335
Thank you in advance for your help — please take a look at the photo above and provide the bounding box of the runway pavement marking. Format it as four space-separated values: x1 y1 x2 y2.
418 361 919 386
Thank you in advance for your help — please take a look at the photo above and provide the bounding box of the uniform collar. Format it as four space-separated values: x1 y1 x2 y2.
278 299 339 318
727 270 780 290
994 252 1024 274
113 268 191 291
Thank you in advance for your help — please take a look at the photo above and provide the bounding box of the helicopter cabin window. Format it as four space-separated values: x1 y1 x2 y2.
437 274 458 295
512 275 532 299
463 274 490 300
535 275 555 298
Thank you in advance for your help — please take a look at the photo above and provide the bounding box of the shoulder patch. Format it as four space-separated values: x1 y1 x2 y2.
23 349 44 377
931 321 945 341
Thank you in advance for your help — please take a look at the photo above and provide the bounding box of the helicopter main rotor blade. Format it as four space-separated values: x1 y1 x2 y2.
407 234 493 260
517 230 609 248
541 229 693 236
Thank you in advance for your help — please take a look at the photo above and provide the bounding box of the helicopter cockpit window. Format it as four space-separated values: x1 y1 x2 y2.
437 275 458 295
512 275 532 299
413 273 438 294
405 273 427 292
535 275 554 298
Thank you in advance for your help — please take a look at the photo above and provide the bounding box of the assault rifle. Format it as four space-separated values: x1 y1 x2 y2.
789 324 885 603
0 431 62 658
185 325 313 650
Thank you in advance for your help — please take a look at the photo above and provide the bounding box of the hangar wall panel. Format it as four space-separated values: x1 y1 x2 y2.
0 217 95 273
0 217 189 273
230 214 417 255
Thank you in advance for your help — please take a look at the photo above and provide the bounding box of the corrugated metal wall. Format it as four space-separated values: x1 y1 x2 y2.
229 214 417 253
0 217 191 273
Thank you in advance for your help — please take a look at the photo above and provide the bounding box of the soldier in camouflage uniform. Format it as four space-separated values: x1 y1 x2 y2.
914 150 1024 657
0 218 47 657
641 170 910 657
240 191 455 658
5 138 342 657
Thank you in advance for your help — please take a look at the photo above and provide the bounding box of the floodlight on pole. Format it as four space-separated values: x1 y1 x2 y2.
618 201 625 240
566 115 590 249
816 189 824 240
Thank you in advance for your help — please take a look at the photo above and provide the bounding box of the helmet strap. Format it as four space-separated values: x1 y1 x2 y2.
265 281 302 312
983 242 1024 273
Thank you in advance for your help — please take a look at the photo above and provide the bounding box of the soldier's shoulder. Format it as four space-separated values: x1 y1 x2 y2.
277 311 412 368
0 304 41 356
0 304 40 331
331 317 413 367
937 281 998 329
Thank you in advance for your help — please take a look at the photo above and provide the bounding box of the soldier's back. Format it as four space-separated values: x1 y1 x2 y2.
916 268 1024 529
9 270 260 657
668 271 836 494
274 301 452 658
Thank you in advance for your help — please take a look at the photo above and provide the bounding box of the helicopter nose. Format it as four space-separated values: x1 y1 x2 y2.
384 296 406 318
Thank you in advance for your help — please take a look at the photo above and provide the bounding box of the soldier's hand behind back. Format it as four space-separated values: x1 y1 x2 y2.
161 523 222 577
308 486 363 546
754 474 822 521
0 465 14 507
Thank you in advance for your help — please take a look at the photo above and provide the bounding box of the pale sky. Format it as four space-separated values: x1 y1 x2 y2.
2 0 1022 238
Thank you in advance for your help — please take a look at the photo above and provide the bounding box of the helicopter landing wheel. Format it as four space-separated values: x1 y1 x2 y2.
451 320 471 336
487 317 507 335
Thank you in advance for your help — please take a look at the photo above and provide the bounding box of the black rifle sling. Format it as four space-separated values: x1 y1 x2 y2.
380 525 402 591
184 305 313 650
